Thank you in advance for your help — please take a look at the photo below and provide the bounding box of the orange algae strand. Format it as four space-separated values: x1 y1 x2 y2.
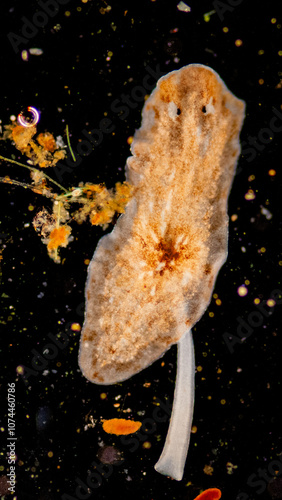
102 418 142 435
194 488 222 500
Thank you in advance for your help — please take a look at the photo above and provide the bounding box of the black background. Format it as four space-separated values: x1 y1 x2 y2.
0 1 281 499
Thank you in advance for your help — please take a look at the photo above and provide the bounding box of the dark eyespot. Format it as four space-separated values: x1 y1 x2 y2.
177 108 181 115
202 106 207 113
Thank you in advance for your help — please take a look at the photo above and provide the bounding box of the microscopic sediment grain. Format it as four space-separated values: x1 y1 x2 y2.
79 64 245 385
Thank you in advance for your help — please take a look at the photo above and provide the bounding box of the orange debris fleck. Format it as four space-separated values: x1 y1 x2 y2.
102 418 142 435
90 211 112 226
11 124 37 150
47 226 71 251
2 122 66 167
37 132 57 152
194 488 222 500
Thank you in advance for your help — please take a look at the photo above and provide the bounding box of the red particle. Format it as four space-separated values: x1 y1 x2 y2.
194 488 222 500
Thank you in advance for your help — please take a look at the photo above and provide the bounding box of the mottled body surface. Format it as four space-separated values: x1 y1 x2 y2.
79 64 245 384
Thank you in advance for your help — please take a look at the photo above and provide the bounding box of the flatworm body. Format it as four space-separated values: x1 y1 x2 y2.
79 64 245 385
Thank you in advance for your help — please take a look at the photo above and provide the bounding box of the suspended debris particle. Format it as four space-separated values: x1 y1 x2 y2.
102 418 142 435
245 189 255 201
260 206 273 220
194 488 221 500
237 285 248 297
97 445 123 465
203 465 214 476
177 2 191 12
21 50 29 61
29 48 43 56
203 10 216 22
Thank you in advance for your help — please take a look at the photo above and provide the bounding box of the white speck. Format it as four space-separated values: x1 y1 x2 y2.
168 169 176 183
260 205 272 220
72 188 82 197
168 101 178 120
177 1 191 12
196 126 202 137
160 217 166 237
150 230 159 243
205 97 215 115
182 271 191 286
29 48 43 56
56 135 65 148
138 260 147 268
241 246 246 253
156 262 165 271
175 234 184 248
150 286 156 296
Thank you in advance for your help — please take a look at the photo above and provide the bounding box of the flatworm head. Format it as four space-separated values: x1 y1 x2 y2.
79 64 245 385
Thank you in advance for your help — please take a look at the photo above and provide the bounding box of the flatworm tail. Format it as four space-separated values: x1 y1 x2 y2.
154 329 195 480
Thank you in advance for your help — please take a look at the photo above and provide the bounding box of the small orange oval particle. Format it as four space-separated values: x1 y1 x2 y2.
102 418 142 435
194 488 222 500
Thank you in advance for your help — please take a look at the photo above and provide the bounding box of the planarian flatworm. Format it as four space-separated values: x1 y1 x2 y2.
79 64 245 481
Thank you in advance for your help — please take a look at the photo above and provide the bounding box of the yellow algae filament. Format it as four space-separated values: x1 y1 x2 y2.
102 418 142 435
